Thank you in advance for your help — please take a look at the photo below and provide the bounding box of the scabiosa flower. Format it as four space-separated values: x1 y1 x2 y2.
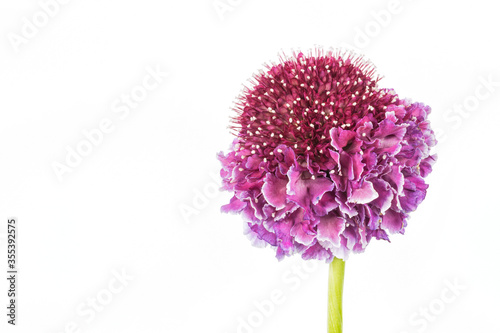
218 48 436 263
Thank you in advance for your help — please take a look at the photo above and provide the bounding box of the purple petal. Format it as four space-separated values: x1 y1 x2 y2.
341 226 355 251
373 118 407 155
317 214 346 248
382 164 404 195
355 120 374 142
313 191 339 216
348 180 379 204
287 165 335 208
274 202 299 221
340 152 355 180
362 147 378 170
274 220 294 259
243 223 268 248
245 155 262 170
249 194 266 220
352 152 365 181
369 229 390 241
386 105 406 119
365 205 381 230
248 223 277 246
335 191 358 217
371 179 394 214
330 236 350 260
400 176 428 212
262 172 288 210
381 209 404 234
275 145 297 175
301 241 333 262
419 154 437 178
241 203 259 223
221 196 247 214
330 127 362 153
290 223 316 246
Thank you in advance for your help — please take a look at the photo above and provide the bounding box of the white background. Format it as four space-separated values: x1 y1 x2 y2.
0 0 499 332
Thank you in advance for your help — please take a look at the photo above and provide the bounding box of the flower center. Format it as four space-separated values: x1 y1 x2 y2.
232 51 397 167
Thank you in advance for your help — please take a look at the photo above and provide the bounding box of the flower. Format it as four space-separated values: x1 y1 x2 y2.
218 48 436 262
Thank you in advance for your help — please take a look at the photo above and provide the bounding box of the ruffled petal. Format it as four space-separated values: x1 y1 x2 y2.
330 127 363 153
419 154 437 178
371 179 394 214
313 191 339 217
248 223 277 246
287 165 335 208
290 222 316 246
273 220 294 260
336 191 358 217
373 118 407 155
383 164 404 195
381 209 404 234
317 214 346 248
348 180 379 204
221 196 247 214
301 240 333 262
400 176 429 212
262 172 288 209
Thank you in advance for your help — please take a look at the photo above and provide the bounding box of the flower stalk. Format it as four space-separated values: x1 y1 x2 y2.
328 257 345 333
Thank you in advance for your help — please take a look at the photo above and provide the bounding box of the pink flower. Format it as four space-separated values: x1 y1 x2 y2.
218 49 436 262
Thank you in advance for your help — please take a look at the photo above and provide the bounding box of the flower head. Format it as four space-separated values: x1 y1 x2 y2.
218 48 436 262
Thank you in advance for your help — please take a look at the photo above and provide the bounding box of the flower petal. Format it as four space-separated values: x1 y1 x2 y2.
290 223 316 246
287 165 335 208
221 196 247 214
301 240 333 262
381 209 404 234
313 191 339 216
317 214 345 248
373 118 407 155
330 127 362 153
400 176 429 212
371 179 394 214
248 223 277 246
419 154 437 178
262 172 288 210
348 180 379 204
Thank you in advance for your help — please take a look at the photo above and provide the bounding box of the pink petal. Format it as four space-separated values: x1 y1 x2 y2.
330 127 362 153
262 172 288 209
381 209 404 234
221 196 247 214
287 165 335 208
348 180 379 204
317 214 346 248
290 223 316 246
371 179 394 214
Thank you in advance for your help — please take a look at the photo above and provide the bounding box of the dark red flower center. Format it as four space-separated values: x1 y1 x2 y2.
231 50 398 165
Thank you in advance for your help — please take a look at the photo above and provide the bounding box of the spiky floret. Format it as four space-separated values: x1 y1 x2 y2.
231 49 396 165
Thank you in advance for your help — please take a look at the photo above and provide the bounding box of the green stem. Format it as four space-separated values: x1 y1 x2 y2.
328 257 345 333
